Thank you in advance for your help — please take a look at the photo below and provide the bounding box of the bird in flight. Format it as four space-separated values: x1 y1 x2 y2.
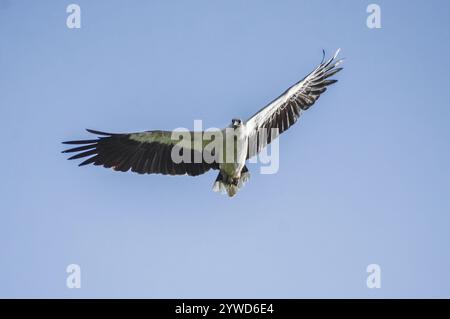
63 49 344 197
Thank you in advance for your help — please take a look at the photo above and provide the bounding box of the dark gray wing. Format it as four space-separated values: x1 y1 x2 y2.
62 129 219 176
245 49 344 159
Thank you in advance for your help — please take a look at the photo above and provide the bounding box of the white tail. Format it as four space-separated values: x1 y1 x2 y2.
212 167 250 197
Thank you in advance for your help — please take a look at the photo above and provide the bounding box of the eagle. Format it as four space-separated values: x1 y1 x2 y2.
63 49 344 197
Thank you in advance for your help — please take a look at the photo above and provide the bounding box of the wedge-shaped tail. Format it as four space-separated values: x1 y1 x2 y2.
213 166 250 197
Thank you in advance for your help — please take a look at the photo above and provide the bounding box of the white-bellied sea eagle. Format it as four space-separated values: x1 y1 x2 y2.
62 49 344 197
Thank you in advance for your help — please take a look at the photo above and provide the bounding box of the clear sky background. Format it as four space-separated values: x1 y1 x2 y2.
1 0 449 298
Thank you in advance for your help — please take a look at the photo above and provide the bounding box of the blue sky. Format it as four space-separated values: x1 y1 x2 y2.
1 0 449 298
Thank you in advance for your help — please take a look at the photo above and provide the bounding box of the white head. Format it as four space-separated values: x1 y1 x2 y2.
231 118 242 129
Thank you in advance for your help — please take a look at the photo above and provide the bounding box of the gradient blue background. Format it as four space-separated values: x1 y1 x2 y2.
1 0 449 298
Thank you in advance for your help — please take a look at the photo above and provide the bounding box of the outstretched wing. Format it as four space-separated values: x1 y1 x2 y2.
245 49 344 159
62 129 219 176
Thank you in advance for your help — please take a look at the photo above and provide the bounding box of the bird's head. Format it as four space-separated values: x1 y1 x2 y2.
231 118 242 129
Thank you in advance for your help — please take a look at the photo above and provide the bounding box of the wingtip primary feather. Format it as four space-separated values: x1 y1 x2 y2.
62 144 97 154
86 128 117 136
333 48 341 60
62 139 98 145
333 58 345 68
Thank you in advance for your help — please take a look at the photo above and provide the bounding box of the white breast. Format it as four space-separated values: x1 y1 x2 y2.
219 125 248 177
